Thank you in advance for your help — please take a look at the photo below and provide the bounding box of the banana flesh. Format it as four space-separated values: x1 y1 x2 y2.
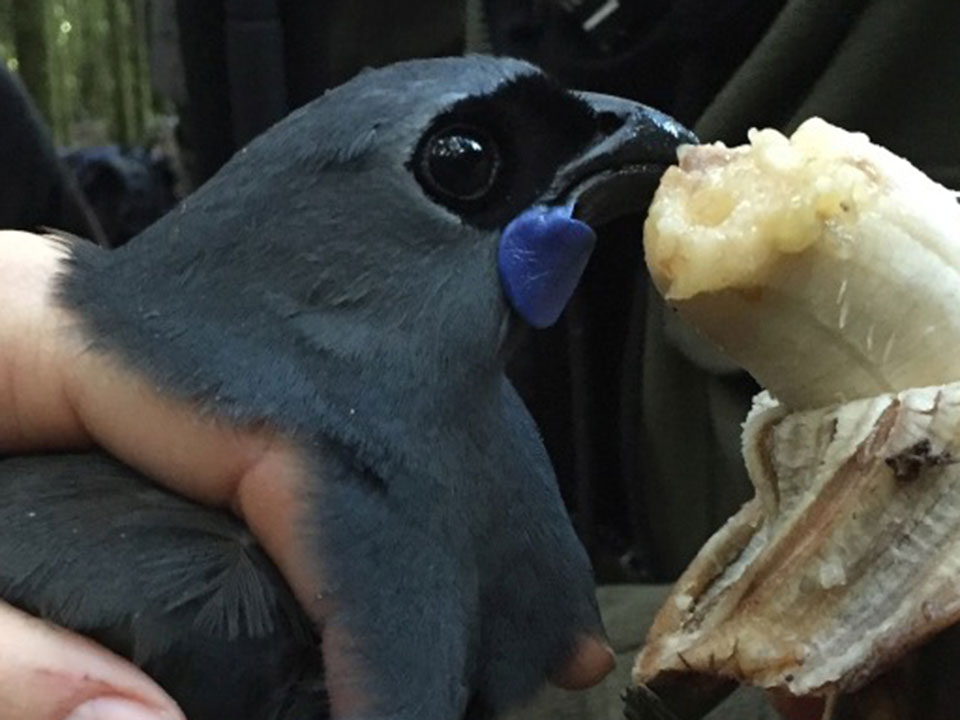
644 118 960 410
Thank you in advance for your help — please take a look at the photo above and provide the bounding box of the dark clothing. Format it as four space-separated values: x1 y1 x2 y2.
173 0 464 187
0 66 102 241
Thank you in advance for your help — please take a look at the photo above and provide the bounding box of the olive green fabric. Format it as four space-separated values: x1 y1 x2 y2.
639 0 960 579
697 0 960 188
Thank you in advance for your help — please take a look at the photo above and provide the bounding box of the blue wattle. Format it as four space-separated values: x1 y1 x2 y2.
498 205 597 329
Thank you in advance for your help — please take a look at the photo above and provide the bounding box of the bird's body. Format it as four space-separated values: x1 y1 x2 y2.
0 56 692 719
0 453 326 719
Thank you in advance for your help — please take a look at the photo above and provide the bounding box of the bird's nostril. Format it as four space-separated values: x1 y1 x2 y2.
595 110 625 136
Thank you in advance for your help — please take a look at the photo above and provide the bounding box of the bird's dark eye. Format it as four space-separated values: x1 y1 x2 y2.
419 125 501 201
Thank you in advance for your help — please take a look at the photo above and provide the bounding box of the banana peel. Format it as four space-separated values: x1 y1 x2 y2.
635 119 960 713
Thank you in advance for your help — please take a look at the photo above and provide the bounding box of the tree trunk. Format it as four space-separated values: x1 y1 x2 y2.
11 0 52 123
105 0 131 145
128 0 149 140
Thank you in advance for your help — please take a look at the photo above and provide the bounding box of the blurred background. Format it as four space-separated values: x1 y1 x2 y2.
0 0 179 247
0 0 166 150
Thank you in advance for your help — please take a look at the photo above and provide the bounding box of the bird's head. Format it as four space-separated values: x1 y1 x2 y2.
68 57 696 720
125 56 692 381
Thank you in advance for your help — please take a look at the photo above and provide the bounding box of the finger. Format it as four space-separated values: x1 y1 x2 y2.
0 231 91 450
66 352 616 694
0 601 183 720
0 231 319 607
549 634 615 690
1 230 613 706
63 352 321 611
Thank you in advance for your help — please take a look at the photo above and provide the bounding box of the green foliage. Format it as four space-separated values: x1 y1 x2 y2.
1 0 164 147
0 1 15 67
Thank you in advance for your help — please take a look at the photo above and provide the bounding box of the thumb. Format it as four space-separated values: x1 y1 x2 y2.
0 601 184 720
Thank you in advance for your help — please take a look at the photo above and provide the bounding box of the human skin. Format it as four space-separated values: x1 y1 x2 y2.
0 230 613 720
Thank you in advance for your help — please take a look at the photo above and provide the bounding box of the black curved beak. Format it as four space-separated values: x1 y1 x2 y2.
549 92 698 226
496 92 695 333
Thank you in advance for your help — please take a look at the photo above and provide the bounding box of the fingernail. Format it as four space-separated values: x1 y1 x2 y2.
65 697 181 720
549 635 616 690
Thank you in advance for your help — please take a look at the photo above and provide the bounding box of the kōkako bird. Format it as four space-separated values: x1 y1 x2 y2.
0 56 693 720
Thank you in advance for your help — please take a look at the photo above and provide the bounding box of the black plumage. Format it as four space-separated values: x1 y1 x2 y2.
0 56 692 719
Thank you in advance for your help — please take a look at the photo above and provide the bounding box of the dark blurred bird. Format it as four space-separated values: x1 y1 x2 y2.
0 56 692 720
62 145 178 247
0 65 105 242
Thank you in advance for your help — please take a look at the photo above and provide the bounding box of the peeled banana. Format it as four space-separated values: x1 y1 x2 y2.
645 118 960 410
634 119 960 712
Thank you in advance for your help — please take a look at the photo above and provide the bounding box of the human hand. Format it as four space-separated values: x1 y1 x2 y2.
0 600 182 720
0 229 613 719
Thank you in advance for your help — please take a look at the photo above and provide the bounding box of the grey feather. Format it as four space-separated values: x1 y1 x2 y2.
3 56 692 720
0 452 326 719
